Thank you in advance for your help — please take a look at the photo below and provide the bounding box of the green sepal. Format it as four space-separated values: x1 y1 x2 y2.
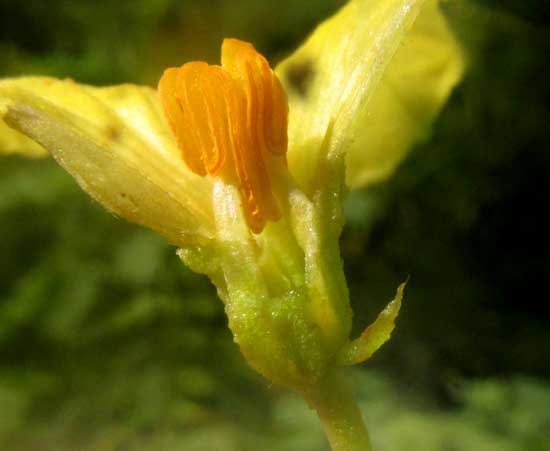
338 281 407 366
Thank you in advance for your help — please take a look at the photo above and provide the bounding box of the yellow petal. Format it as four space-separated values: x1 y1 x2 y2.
0 78 48 158
276 0 463 193
0 119 48 158
345 0 464 188
0 77 215 246
338 281 406 366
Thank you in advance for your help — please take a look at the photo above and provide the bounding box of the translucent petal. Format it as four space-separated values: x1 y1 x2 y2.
0 118 47 158
0 77 215 246
277 0 463 193
0 78 49 158
345 0 465 188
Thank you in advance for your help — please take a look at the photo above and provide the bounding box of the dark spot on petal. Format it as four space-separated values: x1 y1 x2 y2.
285 59 315 97
106 125 122 142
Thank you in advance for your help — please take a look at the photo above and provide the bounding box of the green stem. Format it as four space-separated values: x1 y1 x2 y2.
306 371 372 451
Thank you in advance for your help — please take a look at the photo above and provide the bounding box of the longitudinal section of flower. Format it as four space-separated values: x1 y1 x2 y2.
159 38 288 234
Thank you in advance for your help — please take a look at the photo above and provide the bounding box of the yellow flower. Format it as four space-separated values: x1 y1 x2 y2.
0 0 463 390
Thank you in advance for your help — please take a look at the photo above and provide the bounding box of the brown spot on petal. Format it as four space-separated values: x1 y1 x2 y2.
105 124 122 143
285 59 314 97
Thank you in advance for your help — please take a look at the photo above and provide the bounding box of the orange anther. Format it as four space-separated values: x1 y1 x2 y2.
159 38 288 233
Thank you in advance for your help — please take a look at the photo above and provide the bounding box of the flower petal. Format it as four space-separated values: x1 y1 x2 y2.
345 0 464 188
0 119 48 158
277 0 463 193
0 78 48 158
0 77 215 246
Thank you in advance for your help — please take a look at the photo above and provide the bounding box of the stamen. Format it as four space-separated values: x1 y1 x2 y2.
159 38 288 233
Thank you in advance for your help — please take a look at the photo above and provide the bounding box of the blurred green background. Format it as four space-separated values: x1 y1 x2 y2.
1 1 549 450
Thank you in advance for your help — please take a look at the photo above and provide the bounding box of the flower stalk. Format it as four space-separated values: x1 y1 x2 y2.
307 371 373 451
